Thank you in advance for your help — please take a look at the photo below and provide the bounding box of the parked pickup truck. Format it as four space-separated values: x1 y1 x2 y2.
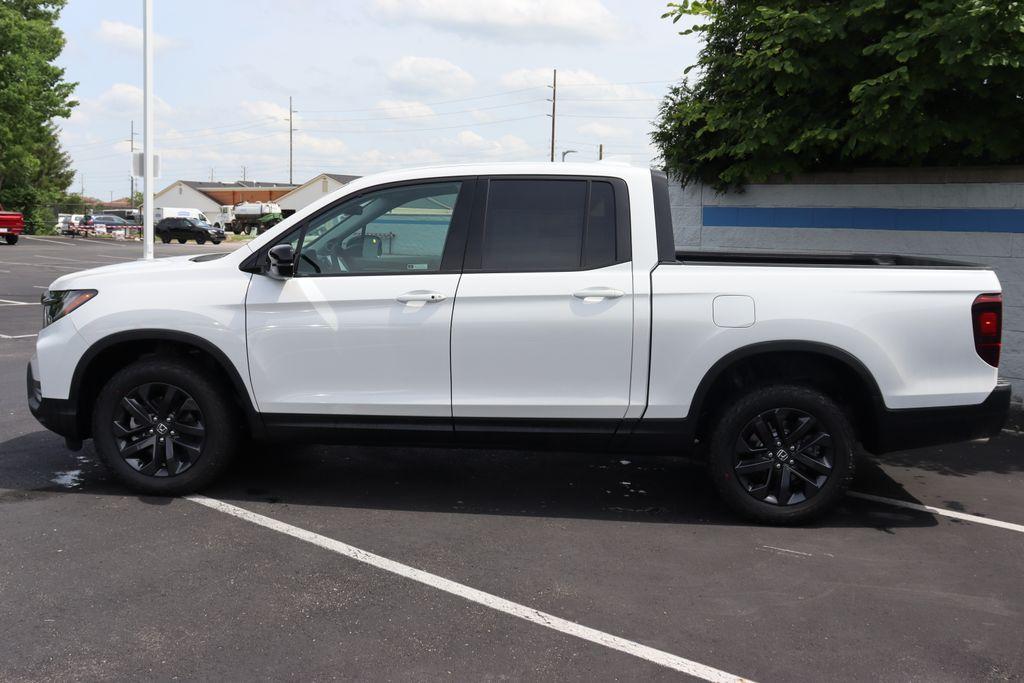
0 205 25 244
27 163 1010 523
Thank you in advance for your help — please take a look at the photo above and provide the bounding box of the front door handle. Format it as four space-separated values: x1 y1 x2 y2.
573 287 624 301
397 290 446 304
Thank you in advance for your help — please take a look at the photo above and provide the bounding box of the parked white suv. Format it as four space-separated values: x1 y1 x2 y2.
28 163 1010 523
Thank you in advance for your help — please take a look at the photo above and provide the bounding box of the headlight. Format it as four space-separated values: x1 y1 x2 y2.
41 289 97 327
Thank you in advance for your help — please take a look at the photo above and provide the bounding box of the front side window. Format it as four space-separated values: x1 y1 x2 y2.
294 182 461 276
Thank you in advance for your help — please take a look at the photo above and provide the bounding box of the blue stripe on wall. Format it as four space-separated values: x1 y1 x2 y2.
702 206 1024 233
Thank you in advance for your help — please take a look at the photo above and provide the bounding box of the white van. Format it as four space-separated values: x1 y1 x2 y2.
153 207 211 223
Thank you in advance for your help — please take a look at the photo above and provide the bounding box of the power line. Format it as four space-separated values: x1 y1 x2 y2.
298 86 545 113
300 98 548 123
300 114 545 135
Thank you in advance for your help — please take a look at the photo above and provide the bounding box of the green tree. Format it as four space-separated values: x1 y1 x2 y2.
653 1 1024 189
0 0 77 230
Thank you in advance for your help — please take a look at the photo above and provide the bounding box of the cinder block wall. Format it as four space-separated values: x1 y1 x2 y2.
668 167 1024 407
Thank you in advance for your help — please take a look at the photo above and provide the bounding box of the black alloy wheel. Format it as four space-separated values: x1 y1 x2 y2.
733 407 833 506
112 382 205 477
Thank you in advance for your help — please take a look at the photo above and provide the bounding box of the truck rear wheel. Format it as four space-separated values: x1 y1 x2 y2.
707 384 856 525
4 235 18 245
91 357 239 495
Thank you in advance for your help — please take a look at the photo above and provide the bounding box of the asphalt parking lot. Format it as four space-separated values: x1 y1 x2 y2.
1 235 1023 681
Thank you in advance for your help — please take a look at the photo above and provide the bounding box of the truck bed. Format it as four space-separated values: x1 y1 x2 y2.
675 250 983 269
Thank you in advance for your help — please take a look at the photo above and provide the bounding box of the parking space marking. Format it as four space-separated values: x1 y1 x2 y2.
0 260 76 270
0 333 37 339
849 492 1024 533
188 495 754 683
23 236 74 247
0 298 32 306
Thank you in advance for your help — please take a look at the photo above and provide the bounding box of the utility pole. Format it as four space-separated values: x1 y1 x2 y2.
241 166 247 182
548 69 557 162
598 143 604 160
142 0 154 260
288 96 294 184
79 173 84 196
210 168 214 182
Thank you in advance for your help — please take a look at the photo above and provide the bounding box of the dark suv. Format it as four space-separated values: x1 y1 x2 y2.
156 217 225 245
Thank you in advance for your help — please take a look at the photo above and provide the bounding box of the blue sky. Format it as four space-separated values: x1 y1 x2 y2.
56 0 700 200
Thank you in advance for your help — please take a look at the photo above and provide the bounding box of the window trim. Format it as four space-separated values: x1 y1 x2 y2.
242 176 477 278
462 174 631 274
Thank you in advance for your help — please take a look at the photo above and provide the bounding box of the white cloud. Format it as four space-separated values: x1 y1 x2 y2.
371 0 620 42
387 56 476 97
452 130 533 157
501 67 649 100
376 100 436 120
576 121 631 140
96 20 177 53
67 83 173 125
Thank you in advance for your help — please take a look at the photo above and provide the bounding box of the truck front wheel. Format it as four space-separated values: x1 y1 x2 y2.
91 357 239 495
4 235 18 245
707 384 856 525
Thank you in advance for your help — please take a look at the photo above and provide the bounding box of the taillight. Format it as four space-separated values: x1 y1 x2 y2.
972 293 1002 367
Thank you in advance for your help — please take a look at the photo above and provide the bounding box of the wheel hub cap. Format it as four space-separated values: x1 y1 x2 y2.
732 407 834 506
111 382 206 477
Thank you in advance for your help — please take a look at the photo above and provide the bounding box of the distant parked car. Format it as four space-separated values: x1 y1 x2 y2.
103 208 141 224
0 205 24 244
62 214 87 237
91 215 136 237
92 214 130 226
155 217 225 245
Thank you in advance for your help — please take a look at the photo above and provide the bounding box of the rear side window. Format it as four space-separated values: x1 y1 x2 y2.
479 179 621 272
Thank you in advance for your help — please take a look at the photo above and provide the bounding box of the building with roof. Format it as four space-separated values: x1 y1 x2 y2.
152 180 298 216
277 173 361 215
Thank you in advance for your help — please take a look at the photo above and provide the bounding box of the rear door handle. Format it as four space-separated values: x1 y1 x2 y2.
573 287 624 300
397 290 446 304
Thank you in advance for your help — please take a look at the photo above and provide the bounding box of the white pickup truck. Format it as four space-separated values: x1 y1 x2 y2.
28 163 1010 523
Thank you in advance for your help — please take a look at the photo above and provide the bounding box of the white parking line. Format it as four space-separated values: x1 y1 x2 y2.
0 298 32 306
0 333 37 339
848 492 1024 533
23 235 74 247
32 254 115 266
0 260 76 270
187 495 754 682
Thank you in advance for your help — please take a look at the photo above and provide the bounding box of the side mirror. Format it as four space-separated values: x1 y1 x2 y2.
267 243 295 279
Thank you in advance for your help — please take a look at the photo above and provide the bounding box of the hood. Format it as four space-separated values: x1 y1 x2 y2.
47 248 250 291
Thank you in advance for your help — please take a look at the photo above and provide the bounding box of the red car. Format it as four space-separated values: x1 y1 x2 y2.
0 205 24 245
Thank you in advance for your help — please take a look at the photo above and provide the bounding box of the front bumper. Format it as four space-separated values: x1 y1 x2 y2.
27 363 82 442
867 381 1012 453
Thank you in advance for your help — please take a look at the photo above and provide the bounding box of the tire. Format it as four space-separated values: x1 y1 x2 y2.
211 239 221 245
5 234 18 245
196 236 206 245
707 384 856 525
161 235 171 244
177 238 187 244
91 357 239 495
243 225 252 235
231 227 241 235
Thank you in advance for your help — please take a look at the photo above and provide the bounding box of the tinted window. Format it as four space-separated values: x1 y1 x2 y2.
295 181 461 276
584 182 616 269
480 179 619 272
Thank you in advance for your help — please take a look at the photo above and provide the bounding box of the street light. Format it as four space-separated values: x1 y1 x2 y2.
561 150 577 162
